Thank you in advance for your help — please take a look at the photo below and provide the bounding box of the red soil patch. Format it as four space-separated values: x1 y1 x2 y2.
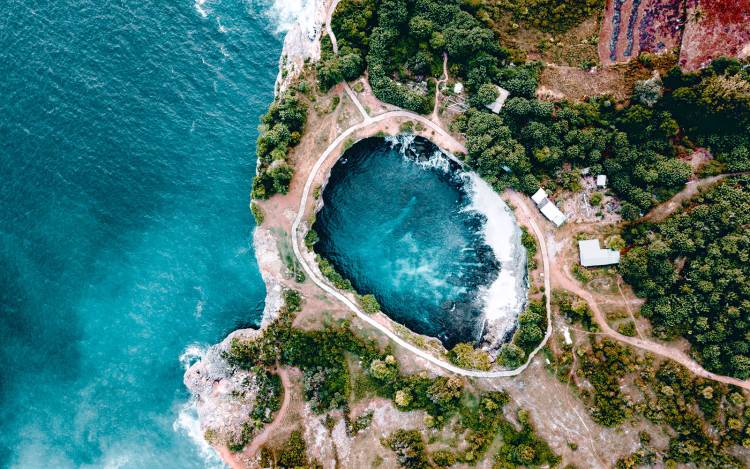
598 0 750 70
679 0 750 70
696 0 750 25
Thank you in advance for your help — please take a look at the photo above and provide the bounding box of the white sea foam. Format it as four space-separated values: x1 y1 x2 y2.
387 135 452 173
464 173 528 345
174 345 226 469
254 0 319 35
193 286 205 318
179 344 207 370
194 0 209 18
216 17 228 33
174 402 225 469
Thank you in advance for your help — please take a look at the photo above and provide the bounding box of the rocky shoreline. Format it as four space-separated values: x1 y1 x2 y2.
184 1 528 460
184 1 330 461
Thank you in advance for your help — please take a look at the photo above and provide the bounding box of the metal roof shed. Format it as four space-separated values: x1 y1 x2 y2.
539 201 567 227
578 239 620 267
531 188 548 205
485 86 511 114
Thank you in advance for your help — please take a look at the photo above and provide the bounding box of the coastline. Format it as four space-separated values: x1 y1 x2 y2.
183 2 331 465
184 2 533 462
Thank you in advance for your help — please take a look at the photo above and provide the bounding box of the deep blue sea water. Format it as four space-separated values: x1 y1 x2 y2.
313 137 502 347
0 1 284 467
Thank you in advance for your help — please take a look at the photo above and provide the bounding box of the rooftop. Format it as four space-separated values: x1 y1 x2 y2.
579 239 620 267
485 85 511 114
540 201 567 227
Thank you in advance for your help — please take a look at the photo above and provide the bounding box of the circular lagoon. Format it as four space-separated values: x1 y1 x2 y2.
312 136 528 350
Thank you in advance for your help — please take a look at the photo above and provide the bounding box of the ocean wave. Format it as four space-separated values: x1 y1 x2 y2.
463 173 528 343
179 343 208 371
174 345 226 468
249 0 319 35
386 134 452 173
173 401 225 469
386 134 528 344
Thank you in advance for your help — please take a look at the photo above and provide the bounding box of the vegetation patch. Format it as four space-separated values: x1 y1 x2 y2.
252 88 308 199
621 176 750 378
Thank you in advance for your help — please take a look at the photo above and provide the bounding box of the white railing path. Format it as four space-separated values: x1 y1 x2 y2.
289 109 553 378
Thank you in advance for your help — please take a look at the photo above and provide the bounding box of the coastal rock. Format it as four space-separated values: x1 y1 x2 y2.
253 227 285 329
184 328 263 444
275 0 331 95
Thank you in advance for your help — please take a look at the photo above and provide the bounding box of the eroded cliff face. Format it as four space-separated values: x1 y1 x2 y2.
274 0 331 95
185 0 331 452
184 329 264 446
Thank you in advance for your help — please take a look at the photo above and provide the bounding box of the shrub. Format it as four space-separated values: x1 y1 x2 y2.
251 202 264 225
304 229 319 249
382 429 430 469
277 430 309 468
618 321 637 337
633 75 664 107
316 255 353 290
449 343 491 371
498 343 526 368
590 192 603 206
358 293 381 314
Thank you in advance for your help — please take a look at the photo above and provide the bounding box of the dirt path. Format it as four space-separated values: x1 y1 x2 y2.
642 174 724 223
430 53 448 124
289 109 558 378
326 0 369 122
246 367 292 456
542 225 750 390
213 367 292 469
642 172 750 223
616 278 644 339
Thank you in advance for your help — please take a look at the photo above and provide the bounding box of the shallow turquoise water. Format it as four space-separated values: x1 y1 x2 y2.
313 137 502 347
0 1 280 467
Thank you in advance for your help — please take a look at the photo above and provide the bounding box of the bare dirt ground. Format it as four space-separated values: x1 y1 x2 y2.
679 0 750 70
538 63 629 101
560 175 622 224
492 13 602 68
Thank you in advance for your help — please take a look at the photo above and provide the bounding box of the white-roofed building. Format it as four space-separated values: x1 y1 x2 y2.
530 188 566 227
485 85 511 114
578 239 620 267
539 200 567 227
531 188 548 205
596 175 607 188
453 82 464 94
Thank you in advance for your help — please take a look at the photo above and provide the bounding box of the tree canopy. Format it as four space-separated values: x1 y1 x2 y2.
620 176 750 379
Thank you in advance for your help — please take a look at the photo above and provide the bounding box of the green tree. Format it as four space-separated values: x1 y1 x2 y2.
476 83 499 106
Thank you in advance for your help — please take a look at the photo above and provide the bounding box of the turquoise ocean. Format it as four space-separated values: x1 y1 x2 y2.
0 0 292 467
